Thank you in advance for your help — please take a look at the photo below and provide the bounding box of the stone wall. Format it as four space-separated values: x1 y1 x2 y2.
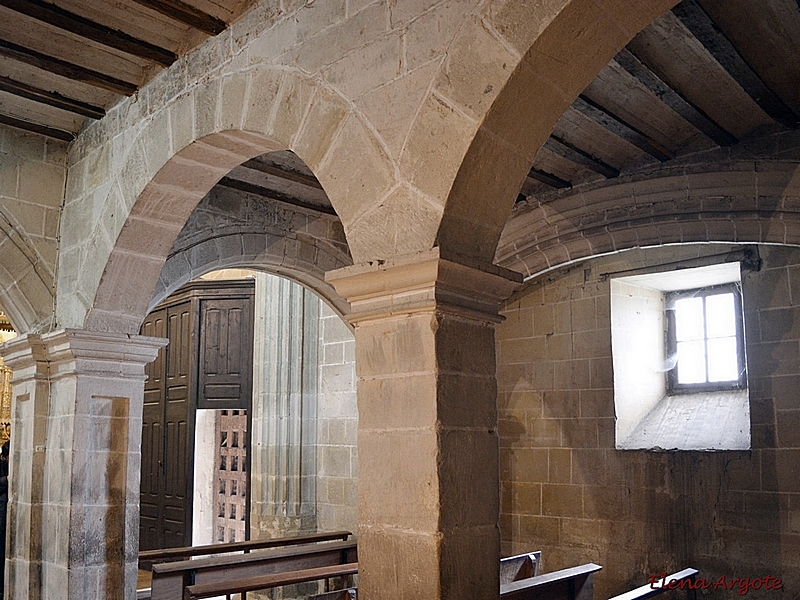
497 243 800 598
0 124 66 332
316 302 358 534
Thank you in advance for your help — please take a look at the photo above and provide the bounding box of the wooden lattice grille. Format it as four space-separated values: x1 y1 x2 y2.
215 410 248 543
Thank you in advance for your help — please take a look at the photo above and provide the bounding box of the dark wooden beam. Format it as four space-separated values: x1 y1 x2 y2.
614 48 737 146
130 0 226 35
0 76 105 118
672 0 799 128
573 95 673 162
218 177 338 216
0 0 176 66
527 167 571 189
240 159 324 190
544 136 620 179
0 39 137 95
0 112 73 141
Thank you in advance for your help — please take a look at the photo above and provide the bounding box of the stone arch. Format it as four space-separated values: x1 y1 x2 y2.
497 157 800 277
0 221 53 334
66 65 387 334
430 0 679 263
151 233 351 318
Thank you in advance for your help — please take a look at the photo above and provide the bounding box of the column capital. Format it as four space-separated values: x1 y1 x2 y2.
1 333 48 377
326 248 522 324
3 329 166 382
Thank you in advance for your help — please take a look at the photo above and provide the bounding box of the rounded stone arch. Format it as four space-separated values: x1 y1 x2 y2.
0 237 53 334
429 0 679 264
74 64 391 334
149 233 352 319
497 159 800 277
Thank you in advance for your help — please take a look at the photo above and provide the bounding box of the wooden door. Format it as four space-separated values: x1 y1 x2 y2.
139 301 195 551
198 297 254 410
140 308 166 551
162 302 193 547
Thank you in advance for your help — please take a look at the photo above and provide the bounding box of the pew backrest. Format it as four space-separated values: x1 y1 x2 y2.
150 539 357 600
608 568 698 600
183 562 359 600
139 530 351 568
500 563 602 600
501 551 542 583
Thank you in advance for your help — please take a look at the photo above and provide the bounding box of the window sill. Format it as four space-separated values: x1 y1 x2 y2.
617 389 750 451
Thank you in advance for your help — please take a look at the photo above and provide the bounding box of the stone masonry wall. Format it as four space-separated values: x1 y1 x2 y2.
316 302 358 534
0 124 66 332
497 243 800 598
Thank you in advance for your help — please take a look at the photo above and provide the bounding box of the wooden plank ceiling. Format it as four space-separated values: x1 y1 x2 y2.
0 0 798 216
522 0 800 201
0 0 255 140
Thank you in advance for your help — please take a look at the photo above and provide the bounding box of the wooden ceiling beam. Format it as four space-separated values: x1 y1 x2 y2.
672 0 799 128
0 75 105 118
0 112 73 140
217 177 338 216
527 168 571 189
239 159 324 190
614 48 737 146
129 0 226 35
0 39 137 95
544 136 620 179
573 95 673 162
0 0 176 66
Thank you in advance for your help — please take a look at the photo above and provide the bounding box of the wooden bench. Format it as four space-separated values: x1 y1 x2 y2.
183 562 358 600
139 530 351 568
501 551 542 583
149 539 357 600
608 568 698 600
500 563 602 600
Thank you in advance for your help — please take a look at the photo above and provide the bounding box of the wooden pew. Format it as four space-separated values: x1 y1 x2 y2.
608 568 698 600
183 562 359 600
500 563 602 600
149 539 357 600
139 530 351 568
501 551 542 583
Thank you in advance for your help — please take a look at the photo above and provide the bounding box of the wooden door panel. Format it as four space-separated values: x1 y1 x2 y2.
199 299 253 410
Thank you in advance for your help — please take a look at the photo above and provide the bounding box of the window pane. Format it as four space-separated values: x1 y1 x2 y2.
676 340 706 383
707 337 739 382
675 297 704 341
706 293 736 338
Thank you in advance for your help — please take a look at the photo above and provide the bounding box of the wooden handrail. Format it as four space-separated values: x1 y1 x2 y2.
139 530 351 567
183 562 359 599
608 568 699 600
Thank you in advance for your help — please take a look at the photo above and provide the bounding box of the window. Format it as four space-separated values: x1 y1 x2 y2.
610 260 750 451
667 284 746 393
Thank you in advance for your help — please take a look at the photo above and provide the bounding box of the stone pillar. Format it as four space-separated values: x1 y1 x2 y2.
250 274 319 537
1 330 165 600
327 249 520 600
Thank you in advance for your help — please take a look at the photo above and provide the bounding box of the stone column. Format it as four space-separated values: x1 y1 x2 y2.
250 274 319 537
1 330 165 600
327 249 520 600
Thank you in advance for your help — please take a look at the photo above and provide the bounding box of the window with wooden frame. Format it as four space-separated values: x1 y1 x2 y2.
666 283 747 393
